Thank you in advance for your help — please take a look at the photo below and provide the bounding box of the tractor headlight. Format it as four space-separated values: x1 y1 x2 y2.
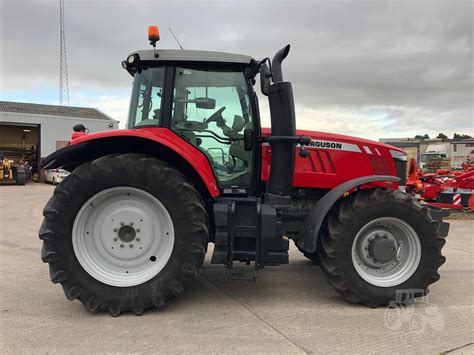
122 54 140 73
390 149 407 161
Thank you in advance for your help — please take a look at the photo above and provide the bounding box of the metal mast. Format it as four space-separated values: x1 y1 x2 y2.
59 0 69 105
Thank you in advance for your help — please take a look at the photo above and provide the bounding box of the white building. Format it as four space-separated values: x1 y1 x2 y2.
449 139 474 168
0 101 118 167
380 137 474 169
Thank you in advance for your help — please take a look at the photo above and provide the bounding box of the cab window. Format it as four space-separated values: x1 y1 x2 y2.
171 67 254 188
127 67 165 127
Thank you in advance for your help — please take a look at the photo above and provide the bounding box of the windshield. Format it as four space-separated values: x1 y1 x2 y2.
127 67 165 128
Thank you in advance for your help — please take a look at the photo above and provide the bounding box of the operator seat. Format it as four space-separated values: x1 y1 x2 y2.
229 115 250 163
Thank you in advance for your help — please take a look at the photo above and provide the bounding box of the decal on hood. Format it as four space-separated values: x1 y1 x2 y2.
307 139 362 153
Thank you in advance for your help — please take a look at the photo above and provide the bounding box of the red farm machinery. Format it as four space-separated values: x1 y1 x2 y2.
39 27 449 316
406 159 474 210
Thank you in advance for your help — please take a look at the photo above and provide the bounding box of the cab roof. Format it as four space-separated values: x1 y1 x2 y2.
131 49 254 65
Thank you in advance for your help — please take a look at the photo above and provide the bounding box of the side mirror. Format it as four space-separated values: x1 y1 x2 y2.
194 97 216 109
260 63 271 96
244 129 254 151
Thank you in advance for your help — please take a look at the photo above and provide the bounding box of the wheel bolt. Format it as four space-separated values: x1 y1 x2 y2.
129 244 134 248
113 228 118 232
113 237 118 241
130 222 134 226
120 244 124 248
120 222 124 226
136 229 140 233
136 237 140 242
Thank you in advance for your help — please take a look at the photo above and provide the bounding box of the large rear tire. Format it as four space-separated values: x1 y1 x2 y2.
39 154 208 316
318 188 448 307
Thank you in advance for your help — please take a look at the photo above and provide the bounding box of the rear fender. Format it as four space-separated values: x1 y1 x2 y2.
41 130 220 198
300 175 400 253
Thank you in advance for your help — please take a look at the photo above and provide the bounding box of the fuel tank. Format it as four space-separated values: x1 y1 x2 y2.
261 128 406 189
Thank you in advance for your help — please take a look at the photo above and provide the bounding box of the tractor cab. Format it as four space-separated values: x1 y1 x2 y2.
124 50 258 189
122 29 308 203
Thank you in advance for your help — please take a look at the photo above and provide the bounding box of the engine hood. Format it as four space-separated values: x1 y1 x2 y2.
261 128 403 153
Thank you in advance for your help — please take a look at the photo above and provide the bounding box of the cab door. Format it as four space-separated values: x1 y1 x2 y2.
170 66 256 190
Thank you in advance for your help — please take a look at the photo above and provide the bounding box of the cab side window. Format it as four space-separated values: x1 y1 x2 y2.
171 67 254 188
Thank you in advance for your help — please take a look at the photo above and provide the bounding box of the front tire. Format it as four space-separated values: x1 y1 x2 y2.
318 188 447 307
39 154 208 316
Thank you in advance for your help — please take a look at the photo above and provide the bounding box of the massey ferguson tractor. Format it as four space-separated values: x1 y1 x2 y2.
39 26 449 316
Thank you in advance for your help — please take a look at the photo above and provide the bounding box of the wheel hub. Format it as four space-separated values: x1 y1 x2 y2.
72 187 175 287
351 217 421 288
118 225 136 243
368 237 397 263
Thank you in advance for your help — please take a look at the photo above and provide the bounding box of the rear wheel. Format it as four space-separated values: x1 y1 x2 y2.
318 188 447 307
39 154 208 316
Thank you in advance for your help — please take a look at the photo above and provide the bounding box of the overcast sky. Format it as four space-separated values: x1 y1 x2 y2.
1 0 472 140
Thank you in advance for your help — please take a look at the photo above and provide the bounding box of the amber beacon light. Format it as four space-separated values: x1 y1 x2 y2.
148 26 160 45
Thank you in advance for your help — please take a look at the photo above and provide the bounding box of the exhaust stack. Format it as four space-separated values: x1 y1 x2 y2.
264 45 298 205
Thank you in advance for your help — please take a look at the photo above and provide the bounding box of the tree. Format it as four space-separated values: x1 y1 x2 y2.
453 133 472 139
436 133 448 140
414 134 430 139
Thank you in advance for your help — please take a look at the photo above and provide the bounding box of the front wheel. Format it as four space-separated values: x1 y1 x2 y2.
39 154 209 316
318 188 448 307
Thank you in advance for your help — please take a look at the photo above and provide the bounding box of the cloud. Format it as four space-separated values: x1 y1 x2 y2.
1 0 472 139
69 93 130 127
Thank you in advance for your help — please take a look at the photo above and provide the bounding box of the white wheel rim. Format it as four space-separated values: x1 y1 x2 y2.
352 217 421 288
72 187 174 287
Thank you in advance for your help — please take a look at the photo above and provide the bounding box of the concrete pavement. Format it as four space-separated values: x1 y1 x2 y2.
1 184 473 354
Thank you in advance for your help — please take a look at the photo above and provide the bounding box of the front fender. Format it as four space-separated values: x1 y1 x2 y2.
41 128 220 197
300 175 400 253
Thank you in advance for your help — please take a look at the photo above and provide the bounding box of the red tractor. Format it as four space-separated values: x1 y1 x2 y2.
39 27 449 316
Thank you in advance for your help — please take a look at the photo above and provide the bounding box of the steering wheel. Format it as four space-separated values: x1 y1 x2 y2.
204 106 226 124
